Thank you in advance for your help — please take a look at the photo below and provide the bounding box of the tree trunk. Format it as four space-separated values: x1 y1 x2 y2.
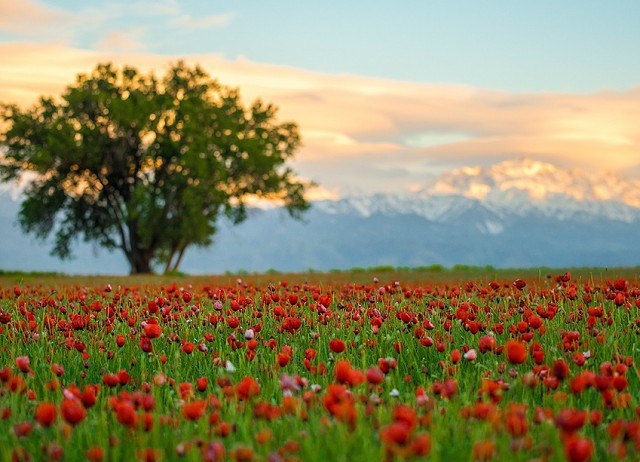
163 243 178 274
125 220 154 274
170 245 187 273
131 255 153 274
128 250 153 274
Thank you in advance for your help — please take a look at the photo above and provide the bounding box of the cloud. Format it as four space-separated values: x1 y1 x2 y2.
170 12 233 29
0 0 77 37
0 0 231 50
97 28 147 51
125 0 180 17
1 42 639 196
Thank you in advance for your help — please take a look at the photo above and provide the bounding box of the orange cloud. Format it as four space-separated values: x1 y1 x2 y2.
1 43 639 194
0 0 77 36
97 29 148 51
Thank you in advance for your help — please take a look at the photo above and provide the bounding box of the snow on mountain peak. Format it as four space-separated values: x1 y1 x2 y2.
420 158 640 208
317 158 640 226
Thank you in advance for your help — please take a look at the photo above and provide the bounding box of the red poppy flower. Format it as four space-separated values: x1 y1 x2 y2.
182 342 195 354
81 386 98 408
196 377 208 392
276 352 291 367
551 359 570 380
115 401 137 427
390 405 415 428
12 422 33 439
505 408 528 438
236 377 260 400
512 279 527 290
323 385 356 427
473 440 496 461
118 369 131 385
564 436 594 462
334 360 365 387
35 402 57 427
139 336 153 353
182 400 207 421
366 367 384 385
86 447 104 462
179 382 193 400
143 323 162 339
253 401 281 421
478 335 496 353
61 399 87 426
50 363 64 377
411 433 431 456
15 356 30 373
589 410 603 426
380 422 412 446
505 340 527 364
555 409 587 434
329 339 346 353
612 375 628 392
136 448 160 462
103 373 119 388
335 360 352 384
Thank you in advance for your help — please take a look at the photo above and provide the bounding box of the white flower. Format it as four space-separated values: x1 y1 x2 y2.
389 388 400 397
225 361 236 373
279 374 301 393
464 349 477 361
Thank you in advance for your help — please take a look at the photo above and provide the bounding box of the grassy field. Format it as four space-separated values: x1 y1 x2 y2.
0 267 639 461
2 265 639 287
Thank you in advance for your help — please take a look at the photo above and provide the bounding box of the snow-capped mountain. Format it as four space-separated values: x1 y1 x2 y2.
423 159 640 205
1 159 639 274
317 159 640 225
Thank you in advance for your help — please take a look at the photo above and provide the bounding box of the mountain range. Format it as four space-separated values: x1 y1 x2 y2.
1 159 639 274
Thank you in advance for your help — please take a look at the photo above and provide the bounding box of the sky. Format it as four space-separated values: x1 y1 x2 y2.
1 0 639 196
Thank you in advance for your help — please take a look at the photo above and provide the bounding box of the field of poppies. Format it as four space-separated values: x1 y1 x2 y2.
0 269 639 461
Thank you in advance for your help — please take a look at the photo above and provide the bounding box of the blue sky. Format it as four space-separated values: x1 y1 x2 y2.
1 0 640 195
2 0 640 92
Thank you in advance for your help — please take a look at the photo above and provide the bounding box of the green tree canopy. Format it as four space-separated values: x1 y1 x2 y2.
0 62 310 274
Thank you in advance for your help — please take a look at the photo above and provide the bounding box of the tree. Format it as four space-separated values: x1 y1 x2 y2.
0 62 310 274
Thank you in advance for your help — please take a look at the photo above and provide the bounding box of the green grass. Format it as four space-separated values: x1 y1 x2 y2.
0 269 638 461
